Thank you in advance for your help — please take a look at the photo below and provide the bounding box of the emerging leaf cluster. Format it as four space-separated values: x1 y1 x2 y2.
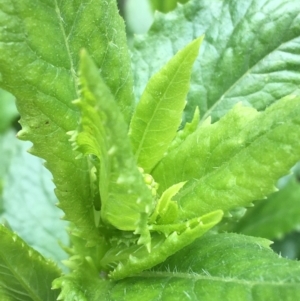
0 0 300 300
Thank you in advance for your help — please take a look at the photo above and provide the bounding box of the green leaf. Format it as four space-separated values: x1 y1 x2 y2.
153 94 300 219
0 0 133 244
74 51 154 244
0 225 62 301
74 233 300 300
102 210 222 280
52 260 112 301
1 138 68 266
149 0 189 13
234 176 300 239
129 37 202 173
0 89 18 133
132 0 300 122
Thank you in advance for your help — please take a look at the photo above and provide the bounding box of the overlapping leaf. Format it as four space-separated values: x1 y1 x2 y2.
73 51 153 244
129 37 202 172
152 95 300 220
0 225 62 301
0 0 134 244
132 0 300 122
55 233 300 300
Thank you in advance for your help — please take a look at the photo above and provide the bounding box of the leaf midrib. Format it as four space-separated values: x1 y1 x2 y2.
201 10 299 122
0 253 43 301
139 270 299 286
134 45 195 162
53 0 79 98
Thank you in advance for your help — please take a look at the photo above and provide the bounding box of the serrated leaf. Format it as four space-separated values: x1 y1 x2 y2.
129 37 203 172
152 95 300 220
0 0 133 244
52 260 112 301
99 210 223 280
0 225 62 301
1 139 68 265
132 0 300 122
75 51 153 245
71 233 300 300
234 176 300 239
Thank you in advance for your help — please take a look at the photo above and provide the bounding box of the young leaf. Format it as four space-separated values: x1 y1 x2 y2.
0 0 133 244
74 51 154 245
53 260 112 301
132 0 300 122
1 139 68 265
165 106 200 156
234 176 300 239
0 225 62 301
129 37 203 172
101 210 223 280
154 94 300 220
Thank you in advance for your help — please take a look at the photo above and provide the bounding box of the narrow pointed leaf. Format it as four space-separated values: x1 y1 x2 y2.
0 0 133 244
129 37 203 172
132 0 300 122
75 51 153 240
0 225 61 301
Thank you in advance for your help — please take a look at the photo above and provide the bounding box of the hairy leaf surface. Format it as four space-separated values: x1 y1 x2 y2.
1 139 68 265
152 95 300 220
0 0 133 244
56 233 300 300
234 176 300 239
0 225 61 301
74 51 153 244
129 37 202 172
132 0 300 122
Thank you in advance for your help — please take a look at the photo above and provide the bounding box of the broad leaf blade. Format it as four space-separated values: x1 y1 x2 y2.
0 0 133 244
0 225 62 301
152 95 300 219
75 51 153 237
234 176 300 239
129 37 202 172
132 0 300 122
72 233 300 300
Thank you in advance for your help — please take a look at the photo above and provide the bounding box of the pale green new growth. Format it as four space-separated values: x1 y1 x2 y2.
152 96 300 220
0 0 134 245
73 51 154 248
1 0 300 300
102 210 223 280
129 37 203 173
